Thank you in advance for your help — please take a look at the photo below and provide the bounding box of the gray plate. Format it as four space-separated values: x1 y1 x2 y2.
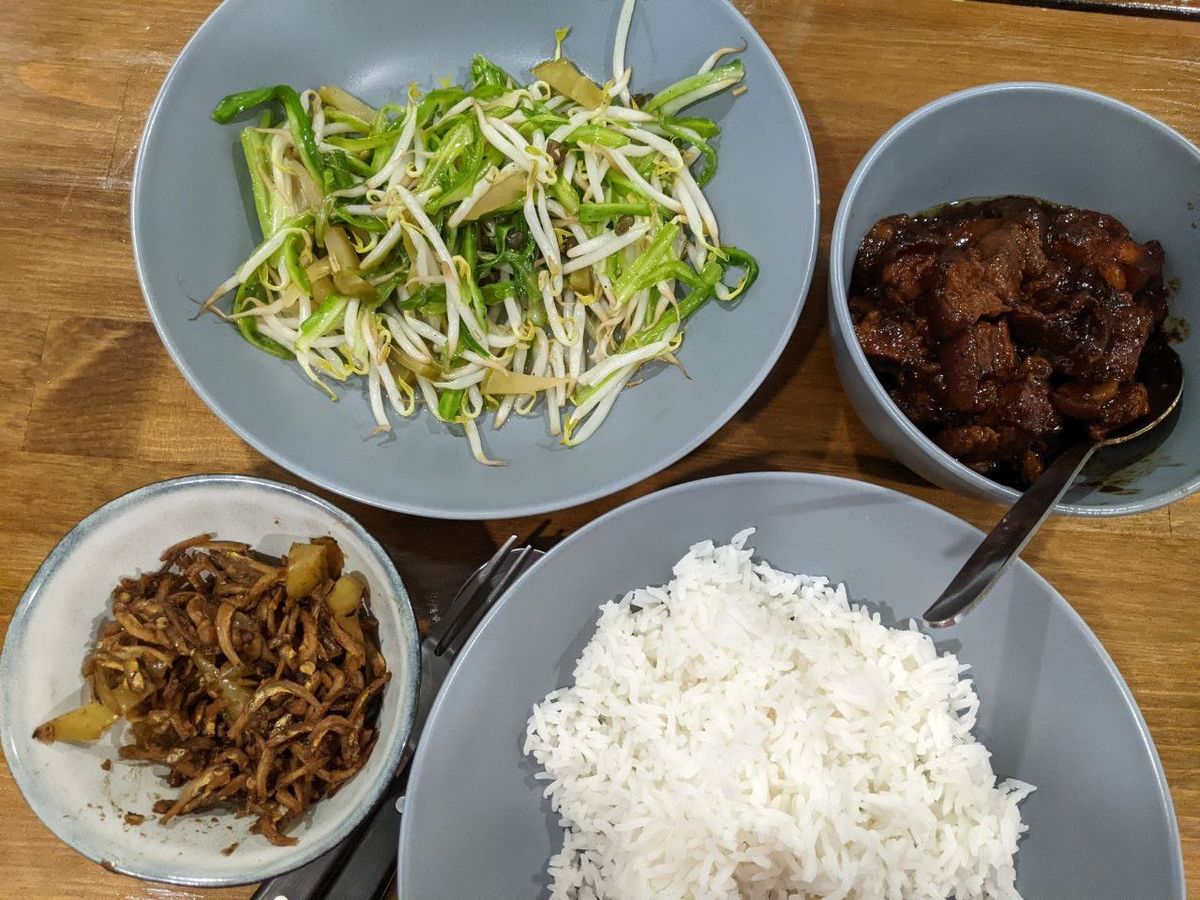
398 472 1183 899
131 0 818 520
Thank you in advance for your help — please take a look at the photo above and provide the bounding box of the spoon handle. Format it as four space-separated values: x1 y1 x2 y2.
923 440 1098 628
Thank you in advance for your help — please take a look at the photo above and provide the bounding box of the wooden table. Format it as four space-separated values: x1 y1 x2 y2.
1 0 1197 896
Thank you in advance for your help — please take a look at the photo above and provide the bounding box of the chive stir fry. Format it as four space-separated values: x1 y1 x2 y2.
206 0 757 464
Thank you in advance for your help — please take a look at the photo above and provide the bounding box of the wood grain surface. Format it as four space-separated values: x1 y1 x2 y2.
1 0 1197 897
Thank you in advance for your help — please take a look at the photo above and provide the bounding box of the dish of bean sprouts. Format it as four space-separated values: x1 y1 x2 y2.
204 0 757 464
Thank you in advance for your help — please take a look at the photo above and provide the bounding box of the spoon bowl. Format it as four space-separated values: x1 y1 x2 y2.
1102 340 1185 446
923 341 1184 628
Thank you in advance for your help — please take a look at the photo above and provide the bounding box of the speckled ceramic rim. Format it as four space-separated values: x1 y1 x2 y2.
129 0 820 521
829 81 1200 517
0 474 420 887
401 470 1184 896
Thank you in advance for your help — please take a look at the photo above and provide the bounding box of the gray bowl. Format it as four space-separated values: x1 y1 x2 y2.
398 472 1183 898
130 0 818 520
829 82 1200 515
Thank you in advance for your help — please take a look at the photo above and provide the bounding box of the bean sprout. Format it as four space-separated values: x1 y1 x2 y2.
205 1 757 462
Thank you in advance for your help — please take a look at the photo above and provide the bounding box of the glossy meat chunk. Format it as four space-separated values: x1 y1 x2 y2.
1053 380 1151 439
856 310 933 369
993 363 1061 439
926 222 1049 338
938 321 1016 412
850 196 1170 488
1009 289 1155 383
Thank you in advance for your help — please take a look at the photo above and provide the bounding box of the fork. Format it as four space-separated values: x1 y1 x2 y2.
252 536 543 900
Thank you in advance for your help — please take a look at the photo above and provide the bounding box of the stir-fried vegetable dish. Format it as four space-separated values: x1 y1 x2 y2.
34 535 389 847
204 0 757 463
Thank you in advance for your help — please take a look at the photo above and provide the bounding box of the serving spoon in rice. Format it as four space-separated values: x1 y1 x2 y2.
924 340 1184 628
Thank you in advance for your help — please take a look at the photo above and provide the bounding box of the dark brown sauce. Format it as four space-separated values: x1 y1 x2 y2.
850 195 1171 489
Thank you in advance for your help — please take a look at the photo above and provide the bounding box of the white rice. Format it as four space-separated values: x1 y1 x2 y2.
524 530 1034 900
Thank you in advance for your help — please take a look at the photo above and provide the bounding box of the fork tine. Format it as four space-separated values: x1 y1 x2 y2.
437 545 538 656
427 535 518 651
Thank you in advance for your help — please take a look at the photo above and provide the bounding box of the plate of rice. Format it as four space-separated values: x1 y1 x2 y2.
397 472 1183 899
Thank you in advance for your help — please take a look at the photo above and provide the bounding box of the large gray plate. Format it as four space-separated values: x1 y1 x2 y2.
399 473 1183 899
131 0 818 520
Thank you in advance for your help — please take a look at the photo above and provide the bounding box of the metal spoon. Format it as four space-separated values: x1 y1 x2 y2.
923 341 1184 628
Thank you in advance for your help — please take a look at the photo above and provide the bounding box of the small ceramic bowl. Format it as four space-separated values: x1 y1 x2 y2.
0 475 420 886
829 82 1200 515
